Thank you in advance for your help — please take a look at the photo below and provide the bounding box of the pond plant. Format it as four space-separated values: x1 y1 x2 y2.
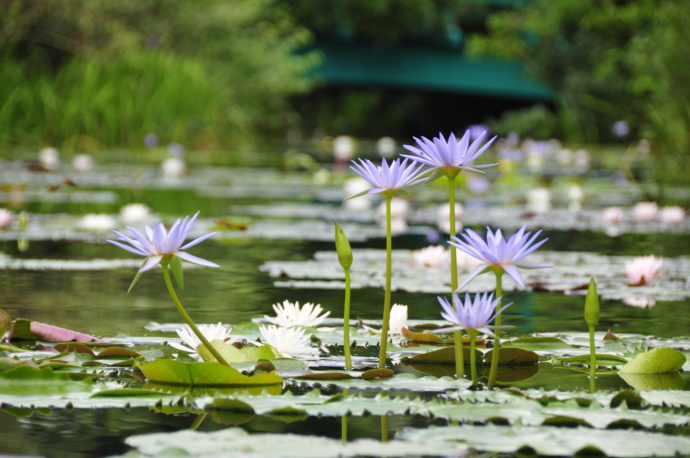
2 130 690 457
403 131 497 377
348 158 427 367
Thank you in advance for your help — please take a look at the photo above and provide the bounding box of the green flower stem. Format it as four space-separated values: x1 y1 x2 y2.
487 271 503 388
343 267 352 371
378 194 394 367
469 330 478 388
190 413 207 430
381 415 389 442
341 389 349 442
447 173 464 378
589 324 597 393
161 265 231 367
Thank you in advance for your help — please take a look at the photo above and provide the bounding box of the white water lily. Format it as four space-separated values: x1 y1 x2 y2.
660 206 686 224
80 213 117 231
389 304 408 335
39 147 60 171
624 255 664 286
632 201 658 221
259 325 315 358
0 208 14 229
265 300 330 328
411 245 449 268
602 207 624 224
72 154 94 172
120 203 152 225
623 297 656 309
168 323 233 361
161 156 186 177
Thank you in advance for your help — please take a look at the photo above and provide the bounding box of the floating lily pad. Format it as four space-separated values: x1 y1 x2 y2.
137 359 283 387
619 348 686 374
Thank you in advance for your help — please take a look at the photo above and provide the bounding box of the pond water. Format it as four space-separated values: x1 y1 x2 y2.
0 153 689 457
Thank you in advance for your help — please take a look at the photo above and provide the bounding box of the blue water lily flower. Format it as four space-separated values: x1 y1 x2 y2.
436 292 512 337
449 225 551 289
402 130 498 175
349 158 428 196
108 211 219 272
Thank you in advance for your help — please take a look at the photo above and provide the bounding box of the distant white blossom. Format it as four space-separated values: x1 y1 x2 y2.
72 154 94 172
264 300 330 328
624 255 664 286
161 157 186 177
411 245 449 268
259 325 316 358
623 297 656 309
80 213 117 232
632 202 658 221
660 206 686 224
120 203 152 225
525 187 551 213
602 207 624 224
39 147 60 171
0 209 14 229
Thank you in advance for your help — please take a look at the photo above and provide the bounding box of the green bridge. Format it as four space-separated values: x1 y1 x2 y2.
309 39 551 102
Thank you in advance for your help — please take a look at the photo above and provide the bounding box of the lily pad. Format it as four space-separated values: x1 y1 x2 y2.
137 359 283 387
9 319 104 343
619 348 686 374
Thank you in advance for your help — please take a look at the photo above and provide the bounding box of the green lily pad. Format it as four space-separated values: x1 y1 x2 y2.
137 359 283 387
0 366 91 394
483 348 539 366
619 348 686 374
401 347 482 365
503 336 574 351
0 309 11 337
619 372 686 391
555 354 629 367
204 398 255 425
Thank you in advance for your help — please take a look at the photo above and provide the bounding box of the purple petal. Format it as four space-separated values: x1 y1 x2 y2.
175 251 220 268
502 264 525 288
456 264 490 291
180 232 217 250
107 240 148 257
139 255 164 272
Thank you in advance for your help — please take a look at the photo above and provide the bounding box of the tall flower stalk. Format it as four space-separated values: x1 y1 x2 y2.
348 158 427 367
449 225 550 387
584 277 600 393
108 212 230 367
335 222 353 370
403 131 498 377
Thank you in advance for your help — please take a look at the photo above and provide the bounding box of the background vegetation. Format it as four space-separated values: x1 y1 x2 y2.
0 0 317 151
1 0 689 185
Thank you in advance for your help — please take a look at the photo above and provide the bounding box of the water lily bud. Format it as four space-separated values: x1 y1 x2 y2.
18 211 28 230
334 221 353 269
584 277 600 327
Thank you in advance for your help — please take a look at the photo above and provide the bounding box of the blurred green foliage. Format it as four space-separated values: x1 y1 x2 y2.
0 0 318 151
467 0 690 185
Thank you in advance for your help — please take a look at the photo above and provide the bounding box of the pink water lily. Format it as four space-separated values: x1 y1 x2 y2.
108 211 219 272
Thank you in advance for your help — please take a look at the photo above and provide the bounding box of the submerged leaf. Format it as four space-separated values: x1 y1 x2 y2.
401 327 445 344
483 348 539 366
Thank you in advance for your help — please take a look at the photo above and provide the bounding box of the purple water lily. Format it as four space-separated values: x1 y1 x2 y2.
108 211 219 272
402 130 498 174
449 225 550 289
349 158 428 195
436 292 512 337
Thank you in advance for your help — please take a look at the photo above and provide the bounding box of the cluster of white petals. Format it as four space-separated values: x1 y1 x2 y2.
259 325 316 358
80 213 117 232
623 297 656 309
389 304 408 335
120 203 152 225
411 245 449 268
0 208 14 229
264 300 330 328
632 202 658 221
168 323 234 361
624 255 664 286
